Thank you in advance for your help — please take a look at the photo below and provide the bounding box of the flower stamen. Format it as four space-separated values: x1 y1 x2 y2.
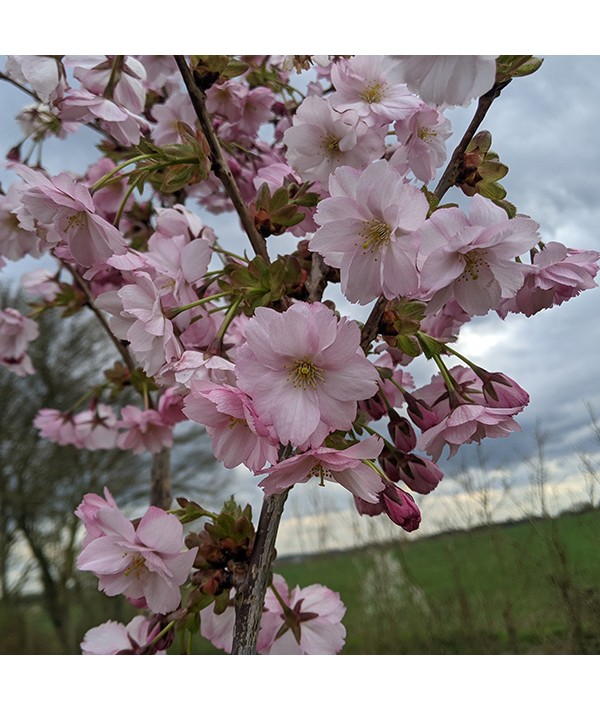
360 219 391 252
288 358 325 390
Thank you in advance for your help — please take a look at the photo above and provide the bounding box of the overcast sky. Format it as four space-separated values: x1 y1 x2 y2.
1 55 600 548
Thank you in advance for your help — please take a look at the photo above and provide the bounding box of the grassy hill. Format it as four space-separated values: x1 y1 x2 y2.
3 508 600 654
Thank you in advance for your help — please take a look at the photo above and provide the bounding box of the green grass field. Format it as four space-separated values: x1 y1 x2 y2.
3 508 600 654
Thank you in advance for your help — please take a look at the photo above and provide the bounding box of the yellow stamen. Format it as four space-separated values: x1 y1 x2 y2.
360 81 385 104
288 358 325 390
360 219 392 252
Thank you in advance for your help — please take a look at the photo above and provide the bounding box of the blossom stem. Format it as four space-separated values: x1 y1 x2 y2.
146 619 176 649
174 56 270 263
213 295 244 345
167 292 230 318
361 423 395 451
90 154 156 193
113 175 140 227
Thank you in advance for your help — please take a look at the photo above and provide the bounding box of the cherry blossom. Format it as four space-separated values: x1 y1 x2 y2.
0 307 39 376
183 382 278 471
257 436 385 503
77 503 197 614
283 95 385 185
236 301 379 447
258 574 347 655
81 615 169 655
310 160 429 304
354 481 421 530
418 195 540 316
330 55 420 126
389 55 498 107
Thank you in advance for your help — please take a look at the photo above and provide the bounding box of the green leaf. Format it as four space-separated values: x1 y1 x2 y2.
511 56 543 77
479 160 509 181
395 334 421 358
478 181 507 201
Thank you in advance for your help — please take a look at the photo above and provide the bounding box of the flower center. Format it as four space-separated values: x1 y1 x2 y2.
65 211 86 232
123 553 147 579
461 249 489 281
360 219 392 252
360 81 385 104
288 358 325 390
321 134 341 154
417 126 437 143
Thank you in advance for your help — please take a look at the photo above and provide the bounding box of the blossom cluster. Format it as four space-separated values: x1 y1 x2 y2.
1 54 599 655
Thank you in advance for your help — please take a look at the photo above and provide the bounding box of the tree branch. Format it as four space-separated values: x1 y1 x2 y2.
231 490 288 654
63 262 137 375
433 80 512 202
174 56 270 263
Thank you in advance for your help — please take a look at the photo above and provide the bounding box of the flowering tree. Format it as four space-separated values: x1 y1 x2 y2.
1 54 598 655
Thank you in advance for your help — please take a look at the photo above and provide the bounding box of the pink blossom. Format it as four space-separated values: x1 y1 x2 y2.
157 387 186 427
199 597 236 654
410 365 529 427
20 269 60 301
68 55 147 114
258 574 347 655
310 160 429 304
0 183 42 261
81 615 168 655
354 481 421 530
235 302 379 447
5 55 67 103
200 575 347 655
117 405 173 454
183 382 278 471
154 204 211 242
258 436 385 503
418 195 540 316
389 55 498 107
75 487 119 547
34 408 80 446
417 404 523 462
283 95 385 185
384 452 444 495
77 504 197 614
57 89 149 146
151 90 198 145
0 307 39 376
163 351 236 390
330 55 420 126
392 103 452 183
14 164 127 269
72 404 120 450
497 241 600 317
95 273 183 377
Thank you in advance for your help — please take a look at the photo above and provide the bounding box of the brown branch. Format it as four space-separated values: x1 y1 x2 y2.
63 262 137 374
151 448 172 510
231 490 289 654
433 80 512 202
174 56 270 263
307 252 328 303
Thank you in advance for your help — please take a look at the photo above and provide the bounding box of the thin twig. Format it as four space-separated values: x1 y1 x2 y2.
64 262 136 374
